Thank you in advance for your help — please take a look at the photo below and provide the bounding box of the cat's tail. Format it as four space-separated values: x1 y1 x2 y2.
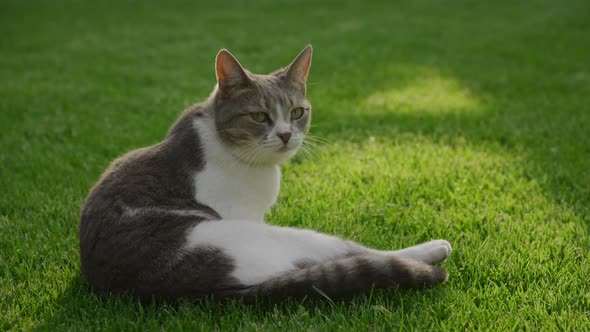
232 254 448 302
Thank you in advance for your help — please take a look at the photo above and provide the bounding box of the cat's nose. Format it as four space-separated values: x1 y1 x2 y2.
277 132 291 144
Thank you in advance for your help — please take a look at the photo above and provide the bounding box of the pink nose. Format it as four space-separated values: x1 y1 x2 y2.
277 132 291 144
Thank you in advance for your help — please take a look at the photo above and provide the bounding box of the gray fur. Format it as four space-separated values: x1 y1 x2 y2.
239 255 448 302
78 46 448 302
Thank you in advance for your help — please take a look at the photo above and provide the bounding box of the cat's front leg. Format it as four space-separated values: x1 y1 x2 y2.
390 239 452 264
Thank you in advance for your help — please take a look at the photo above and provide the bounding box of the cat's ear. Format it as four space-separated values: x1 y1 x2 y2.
215 49 252 93
285 45 313 83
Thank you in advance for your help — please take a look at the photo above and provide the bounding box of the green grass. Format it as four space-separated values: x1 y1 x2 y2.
1 0 589 330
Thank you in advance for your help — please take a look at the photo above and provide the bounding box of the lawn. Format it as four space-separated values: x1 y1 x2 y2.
1 0 589 330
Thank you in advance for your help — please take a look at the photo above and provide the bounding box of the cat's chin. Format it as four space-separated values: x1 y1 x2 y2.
233 147 298 167
272 148 299 164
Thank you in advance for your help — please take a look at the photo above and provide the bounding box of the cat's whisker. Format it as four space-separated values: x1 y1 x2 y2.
303 142 328 154
231 140 261 167
302 140 327 155
300 142 322 161
303 142 329 153
304 145 322 161
240 140 266 167
305 135 330 142
252 146 267 167
307 141 326 154
305 135 331 144
297 145 317 162
238 142 264 167
305 137 328 147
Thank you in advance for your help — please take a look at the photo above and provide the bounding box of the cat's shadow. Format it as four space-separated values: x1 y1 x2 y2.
34 275 444 329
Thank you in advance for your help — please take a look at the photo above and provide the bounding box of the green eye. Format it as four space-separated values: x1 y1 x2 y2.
290 107 305 120
250 112 268 123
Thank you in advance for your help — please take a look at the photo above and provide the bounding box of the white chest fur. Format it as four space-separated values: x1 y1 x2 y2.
193 118 280 221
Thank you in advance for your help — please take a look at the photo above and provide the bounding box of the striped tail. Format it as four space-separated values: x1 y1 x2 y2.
235 254 448 302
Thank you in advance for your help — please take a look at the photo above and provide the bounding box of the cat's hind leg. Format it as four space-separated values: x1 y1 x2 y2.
184 220 448 301
184 220 368 286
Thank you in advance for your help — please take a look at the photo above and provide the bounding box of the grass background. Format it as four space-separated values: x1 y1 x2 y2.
1 0 589 330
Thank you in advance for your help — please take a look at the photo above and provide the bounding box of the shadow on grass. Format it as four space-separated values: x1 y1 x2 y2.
34 275 446 330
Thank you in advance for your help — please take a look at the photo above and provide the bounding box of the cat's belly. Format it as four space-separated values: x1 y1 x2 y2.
193 163 280 221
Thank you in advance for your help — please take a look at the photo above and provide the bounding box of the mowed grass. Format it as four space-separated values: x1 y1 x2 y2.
1 0 589 330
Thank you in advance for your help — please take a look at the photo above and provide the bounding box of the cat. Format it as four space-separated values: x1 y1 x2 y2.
78 45 452 302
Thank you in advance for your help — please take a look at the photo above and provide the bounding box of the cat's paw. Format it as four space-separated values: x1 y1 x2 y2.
393 239 452 264
422 239 452 264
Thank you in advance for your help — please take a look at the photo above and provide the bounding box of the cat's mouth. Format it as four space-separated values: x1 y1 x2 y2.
277 145 291 152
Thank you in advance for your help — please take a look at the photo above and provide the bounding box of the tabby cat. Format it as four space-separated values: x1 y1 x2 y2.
79 46 452 302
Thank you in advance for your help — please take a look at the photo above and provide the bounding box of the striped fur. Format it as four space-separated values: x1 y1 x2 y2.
233 254 448 302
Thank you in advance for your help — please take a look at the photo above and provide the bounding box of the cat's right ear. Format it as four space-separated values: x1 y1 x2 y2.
285 45 313 83
215 49 252 93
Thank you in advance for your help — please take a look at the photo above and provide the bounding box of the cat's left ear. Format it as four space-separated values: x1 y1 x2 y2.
285 45 313 83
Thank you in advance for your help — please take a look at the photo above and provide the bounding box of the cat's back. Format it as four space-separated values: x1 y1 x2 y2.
79 109 212 260
80 108 206 221
77 107 227 297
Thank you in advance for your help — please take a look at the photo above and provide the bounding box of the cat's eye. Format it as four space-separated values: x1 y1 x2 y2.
250 112 268 123
290 107 305 120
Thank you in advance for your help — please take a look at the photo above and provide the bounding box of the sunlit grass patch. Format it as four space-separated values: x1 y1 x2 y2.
366 70 480 115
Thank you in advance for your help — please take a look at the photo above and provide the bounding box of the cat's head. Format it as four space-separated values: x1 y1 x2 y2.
211 46 313 166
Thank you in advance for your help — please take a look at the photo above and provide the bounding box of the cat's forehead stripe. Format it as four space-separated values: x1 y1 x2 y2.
267 91 289 110
254 77 294 110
